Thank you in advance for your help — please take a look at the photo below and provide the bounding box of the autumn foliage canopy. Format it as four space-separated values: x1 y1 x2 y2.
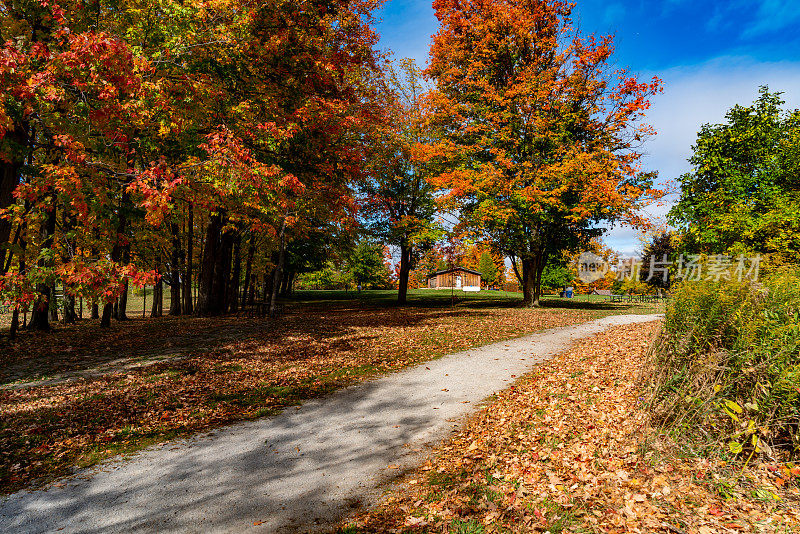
423 0 663 305
0 0 385 328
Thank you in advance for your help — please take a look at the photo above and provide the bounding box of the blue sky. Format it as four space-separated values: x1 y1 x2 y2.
374 0 800 255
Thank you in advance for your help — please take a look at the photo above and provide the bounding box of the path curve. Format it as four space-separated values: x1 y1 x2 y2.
0 314 661 533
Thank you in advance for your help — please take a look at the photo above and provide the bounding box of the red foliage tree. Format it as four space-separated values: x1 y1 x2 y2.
424 0 663 306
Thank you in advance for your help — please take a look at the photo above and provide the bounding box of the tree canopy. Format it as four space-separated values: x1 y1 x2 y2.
0 0 385 332
360 58 441 303
670 87 800 264
423 0 662 306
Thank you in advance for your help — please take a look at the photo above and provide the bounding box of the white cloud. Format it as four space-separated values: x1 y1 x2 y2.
744 0 800 36
656 0 800 38
603 56 800 254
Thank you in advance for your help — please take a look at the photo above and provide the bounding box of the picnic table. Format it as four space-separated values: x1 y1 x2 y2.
609 294 665 304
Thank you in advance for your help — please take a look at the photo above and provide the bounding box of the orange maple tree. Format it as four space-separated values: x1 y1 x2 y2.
424 0 663 306
0 0 385 331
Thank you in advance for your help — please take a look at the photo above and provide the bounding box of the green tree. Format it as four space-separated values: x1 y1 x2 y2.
348 241 392 289
669 87 800 263
477 251 498 287
540 262 574 291
361 59 441 304
299 262 353 290
639 231 677 290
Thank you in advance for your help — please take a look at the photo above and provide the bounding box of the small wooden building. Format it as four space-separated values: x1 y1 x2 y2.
427 267 482 291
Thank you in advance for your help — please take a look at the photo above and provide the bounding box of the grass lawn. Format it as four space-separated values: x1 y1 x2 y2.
0 290 662 495
289 289 660 308
289 289 526 305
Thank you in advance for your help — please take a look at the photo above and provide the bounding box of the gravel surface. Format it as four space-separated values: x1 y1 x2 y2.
0 314 661 533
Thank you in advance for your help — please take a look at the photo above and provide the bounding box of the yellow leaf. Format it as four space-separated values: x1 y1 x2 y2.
725 400 743 413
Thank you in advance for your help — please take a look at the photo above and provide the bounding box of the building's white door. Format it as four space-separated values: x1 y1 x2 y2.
456 275 462 289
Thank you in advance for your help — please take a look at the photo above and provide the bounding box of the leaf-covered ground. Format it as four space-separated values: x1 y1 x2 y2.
342 322 800 534
0 302 627 495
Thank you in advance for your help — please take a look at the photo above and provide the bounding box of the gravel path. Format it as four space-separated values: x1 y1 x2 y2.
0 314 661 534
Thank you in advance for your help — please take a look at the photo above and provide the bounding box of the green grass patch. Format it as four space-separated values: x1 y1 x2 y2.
449 518 485 534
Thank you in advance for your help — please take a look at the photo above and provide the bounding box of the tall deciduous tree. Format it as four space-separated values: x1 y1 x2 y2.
424 0 662 306
639 230 677 290
0 0 385 326
477 251 498 287
0 0 156 329
669 87 800 263
348 240 392 289
361 59 441 304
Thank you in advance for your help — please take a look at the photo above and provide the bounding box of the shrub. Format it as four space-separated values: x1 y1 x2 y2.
643 269 800 457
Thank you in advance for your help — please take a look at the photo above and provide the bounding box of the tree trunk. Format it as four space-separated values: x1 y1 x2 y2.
183 203 193 315
269 218 287 317
89 240 99 320
242 236 255 307
29 294 49 330
61 209 77 324
397 243 412 304
196 211 205 310
263 268 271 301
117 245 130 320
249 276 256 306
9 308 20 339
196 212 222 315
30 284 52 331
520 253 546 307
214 226 234 314
30 204 57 331
0 128 24 272
279 270 292 297
63 294 77 324
11 219 27 339
3 130 27 336
169 221 182 315
115 285 127 320
1 221 22 274
151 274 163 317
229 230 241 313
101 301 114 328
101 191 129 328
48 283 58 322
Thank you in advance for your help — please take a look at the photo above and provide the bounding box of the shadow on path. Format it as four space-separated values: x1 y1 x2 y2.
0 314 662 534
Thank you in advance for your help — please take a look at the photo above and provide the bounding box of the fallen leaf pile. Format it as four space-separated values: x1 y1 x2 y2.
1 303 603 495
344 322 800 533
